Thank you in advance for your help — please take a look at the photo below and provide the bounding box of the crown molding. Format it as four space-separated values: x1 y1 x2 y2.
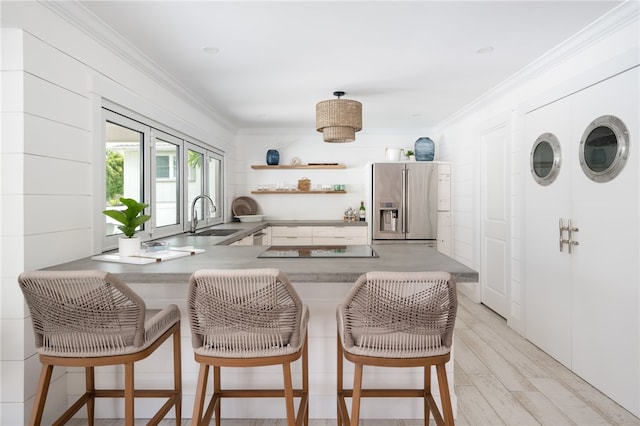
436 0 639 131
41 0 238 134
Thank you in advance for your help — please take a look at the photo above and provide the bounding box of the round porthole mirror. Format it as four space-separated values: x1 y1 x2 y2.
579 115 629 183
530 133 561 186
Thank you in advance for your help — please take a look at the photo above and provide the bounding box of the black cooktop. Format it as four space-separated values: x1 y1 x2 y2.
258 245 379 258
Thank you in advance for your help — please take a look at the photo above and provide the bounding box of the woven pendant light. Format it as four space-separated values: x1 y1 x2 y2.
316 91 362 143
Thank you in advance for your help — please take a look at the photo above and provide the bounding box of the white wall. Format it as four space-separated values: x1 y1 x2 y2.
0 2 235 423
434 2 639 335
233 128 435 220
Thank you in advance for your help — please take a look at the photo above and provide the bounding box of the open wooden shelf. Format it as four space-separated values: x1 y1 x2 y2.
251 190 347 194
251 164 346 170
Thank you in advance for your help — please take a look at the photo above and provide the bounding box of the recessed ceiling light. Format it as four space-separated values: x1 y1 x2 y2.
477 46 494 54
202 46 220 55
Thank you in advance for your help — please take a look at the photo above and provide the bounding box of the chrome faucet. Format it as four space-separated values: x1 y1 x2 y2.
190 195 216 233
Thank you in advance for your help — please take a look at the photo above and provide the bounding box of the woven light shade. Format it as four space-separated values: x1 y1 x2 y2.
316 92 362 143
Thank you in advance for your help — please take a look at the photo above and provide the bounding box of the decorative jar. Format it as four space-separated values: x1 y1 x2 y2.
414 137 435 161
266 149 280 165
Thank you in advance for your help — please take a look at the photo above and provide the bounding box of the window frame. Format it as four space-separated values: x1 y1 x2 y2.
101 109 151 250
98 106 225 252
184 142 224 232
151 129 184 237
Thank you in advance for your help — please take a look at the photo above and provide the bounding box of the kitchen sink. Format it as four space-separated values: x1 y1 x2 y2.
193 228 238 237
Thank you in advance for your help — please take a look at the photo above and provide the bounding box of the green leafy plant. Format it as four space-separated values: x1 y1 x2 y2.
405 150 415 158
103 197 151 238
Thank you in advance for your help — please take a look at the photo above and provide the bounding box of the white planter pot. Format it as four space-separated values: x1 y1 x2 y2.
119 237 141 257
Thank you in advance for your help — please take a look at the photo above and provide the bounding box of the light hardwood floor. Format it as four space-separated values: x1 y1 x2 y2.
68 292 640 425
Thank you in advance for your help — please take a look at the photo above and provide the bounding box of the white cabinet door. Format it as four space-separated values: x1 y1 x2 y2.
437 211 452 257
437 163 451 211
262 227 272 246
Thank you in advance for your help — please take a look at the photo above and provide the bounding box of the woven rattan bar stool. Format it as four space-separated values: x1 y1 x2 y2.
188 268 309 426
336 271 458 426
18 270 182 426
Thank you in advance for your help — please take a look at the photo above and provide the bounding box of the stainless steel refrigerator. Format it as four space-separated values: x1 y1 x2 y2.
372 162 437 242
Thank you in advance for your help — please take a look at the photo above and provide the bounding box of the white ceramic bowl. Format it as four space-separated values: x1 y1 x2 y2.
235 215 264 223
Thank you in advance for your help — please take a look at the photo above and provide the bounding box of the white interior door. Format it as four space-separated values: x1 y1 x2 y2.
480 122 510 318
524 98 573 367
524 67 639 417
569 68 639 415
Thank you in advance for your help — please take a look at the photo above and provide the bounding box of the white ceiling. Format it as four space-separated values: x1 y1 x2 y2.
78 1 622 131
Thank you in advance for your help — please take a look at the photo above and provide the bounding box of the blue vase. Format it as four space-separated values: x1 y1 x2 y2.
414 137 435 161
266 149 280 165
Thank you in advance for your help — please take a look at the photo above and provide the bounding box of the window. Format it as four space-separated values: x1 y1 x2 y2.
153 131 182 230
103 114 147 242
100 107 224 250
186 144 223 229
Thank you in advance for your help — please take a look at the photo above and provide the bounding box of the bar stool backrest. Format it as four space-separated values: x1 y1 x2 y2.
188 268 306 357
339 271 457 358
18 270 146 357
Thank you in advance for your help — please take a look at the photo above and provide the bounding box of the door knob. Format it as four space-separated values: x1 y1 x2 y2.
559 218 568 252
567 219 579 254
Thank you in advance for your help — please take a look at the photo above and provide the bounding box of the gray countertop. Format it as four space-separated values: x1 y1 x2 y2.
46 221 478 284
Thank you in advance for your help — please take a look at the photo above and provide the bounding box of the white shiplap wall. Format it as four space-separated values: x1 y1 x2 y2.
0 1 236 423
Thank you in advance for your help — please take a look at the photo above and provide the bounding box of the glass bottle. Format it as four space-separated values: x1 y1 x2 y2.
359 201 366 221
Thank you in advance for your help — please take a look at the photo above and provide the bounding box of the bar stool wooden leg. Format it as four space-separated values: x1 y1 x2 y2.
424 365 432 426
213 365 221 426
172 328 182 425
31 364 53 426
124 362 134 426
192 364 209 425
302 335 310 426
350 363 364 426
282 361 295 426
436 363 454 425
86 366 95 426
337 333 343 426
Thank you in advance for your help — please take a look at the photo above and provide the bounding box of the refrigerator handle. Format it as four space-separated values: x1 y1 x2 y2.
402 168 408 233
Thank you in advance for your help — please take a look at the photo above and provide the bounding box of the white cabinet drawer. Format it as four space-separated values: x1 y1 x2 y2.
313 237 367 245
270 225 367 245
271 237 313 246
271 226 313 237
312 226 367 238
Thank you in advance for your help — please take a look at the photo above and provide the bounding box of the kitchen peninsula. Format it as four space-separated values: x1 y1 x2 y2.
45 221 477 420
47 220 477 284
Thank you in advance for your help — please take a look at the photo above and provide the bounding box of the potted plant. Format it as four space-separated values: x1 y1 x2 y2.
405 150 415 161
103 197 151 257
